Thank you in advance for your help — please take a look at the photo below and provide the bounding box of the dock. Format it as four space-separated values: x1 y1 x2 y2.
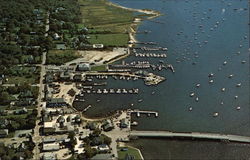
130 110 159 117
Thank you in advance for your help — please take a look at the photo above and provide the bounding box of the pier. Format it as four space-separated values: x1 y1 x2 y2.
130 110 159 117
129 131 250 143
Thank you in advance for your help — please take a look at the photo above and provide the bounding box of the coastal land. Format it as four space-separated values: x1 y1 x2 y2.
0 0 162 159
1 0 248 159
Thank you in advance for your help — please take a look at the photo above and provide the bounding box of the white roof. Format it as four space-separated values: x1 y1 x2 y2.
44 122 54 128
43 143 60 151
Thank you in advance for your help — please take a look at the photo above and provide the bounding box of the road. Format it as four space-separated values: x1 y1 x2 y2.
32 12 49 159
130 130 250 143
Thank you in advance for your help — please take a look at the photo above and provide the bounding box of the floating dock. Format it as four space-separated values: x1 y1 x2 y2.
130 109 159 117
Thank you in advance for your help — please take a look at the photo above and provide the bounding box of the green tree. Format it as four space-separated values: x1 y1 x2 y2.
84 146 97 158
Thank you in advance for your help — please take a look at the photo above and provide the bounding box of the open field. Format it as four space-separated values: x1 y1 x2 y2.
5 66 40 84
88 34 129 47
78 0 138 47
79 0 134 32
46 49 80 65
91 65 107 71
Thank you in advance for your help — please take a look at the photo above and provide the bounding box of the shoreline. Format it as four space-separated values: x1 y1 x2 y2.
74 0 162 121
106 0 161 47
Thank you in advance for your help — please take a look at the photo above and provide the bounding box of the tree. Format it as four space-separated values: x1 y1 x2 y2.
103 135 112 145
91 128 101 137
0 91 11 105
68 131 77 152
84 146 97 158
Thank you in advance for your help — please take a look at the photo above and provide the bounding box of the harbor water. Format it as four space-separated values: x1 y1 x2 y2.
74 0 250 158
79 0 250 135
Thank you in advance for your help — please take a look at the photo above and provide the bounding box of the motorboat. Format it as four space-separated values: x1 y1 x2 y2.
190 92 195 97
213 112 219 117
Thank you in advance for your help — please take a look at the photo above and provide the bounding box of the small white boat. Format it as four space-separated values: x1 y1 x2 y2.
235 95 238 99
209 80 214 83
223 61 227 65
241 60 246 64
138 99 143 102
190 92 195 97
236 106 241 110
195 97 199 102
213 112 219 117
236 83 241 87
220 101 224 105
189 107 193 111
196 84 201 88
208 73 214 77
221 88 226 92
131 121 138 126
228 74 234 78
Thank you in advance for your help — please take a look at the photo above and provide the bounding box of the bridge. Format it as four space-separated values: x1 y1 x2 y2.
130 131 250 143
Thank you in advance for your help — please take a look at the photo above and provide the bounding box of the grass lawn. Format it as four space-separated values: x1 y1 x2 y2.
88 34 129 47
7 76 37 84
91 65 107 71
0 110 32 119
118 146 142 160
46 49 80 65
78 0 140 47
79 0 134 32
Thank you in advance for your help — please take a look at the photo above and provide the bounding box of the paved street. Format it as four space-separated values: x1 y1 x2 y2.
32 12 49 159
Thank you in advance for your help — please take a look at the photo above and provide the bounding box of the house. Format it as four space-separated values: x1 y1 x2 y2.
76 63 90 71
93 44 104 49
43 152 57 160
14 107 28 115
87 122 98 130
56 43 66 50
42 143 60 152
59 71 71 81
102 120 114 132
19 90 33 98
0 74 5 84
45 74 54 83
43 122 56 134
0 129 8 138
0 119 8 128
46 98 67 108
43 137 56 143
98 144 110 152
120 118 129 128
53 33 61 40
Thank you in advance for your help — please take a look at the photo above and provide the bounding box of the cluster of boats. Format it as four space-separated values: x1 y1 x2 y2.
135 53 167 58
82 88 139 94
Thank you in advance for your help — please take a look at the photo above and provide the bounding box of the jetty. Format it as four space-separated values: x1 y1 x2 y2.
129 131 250 143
